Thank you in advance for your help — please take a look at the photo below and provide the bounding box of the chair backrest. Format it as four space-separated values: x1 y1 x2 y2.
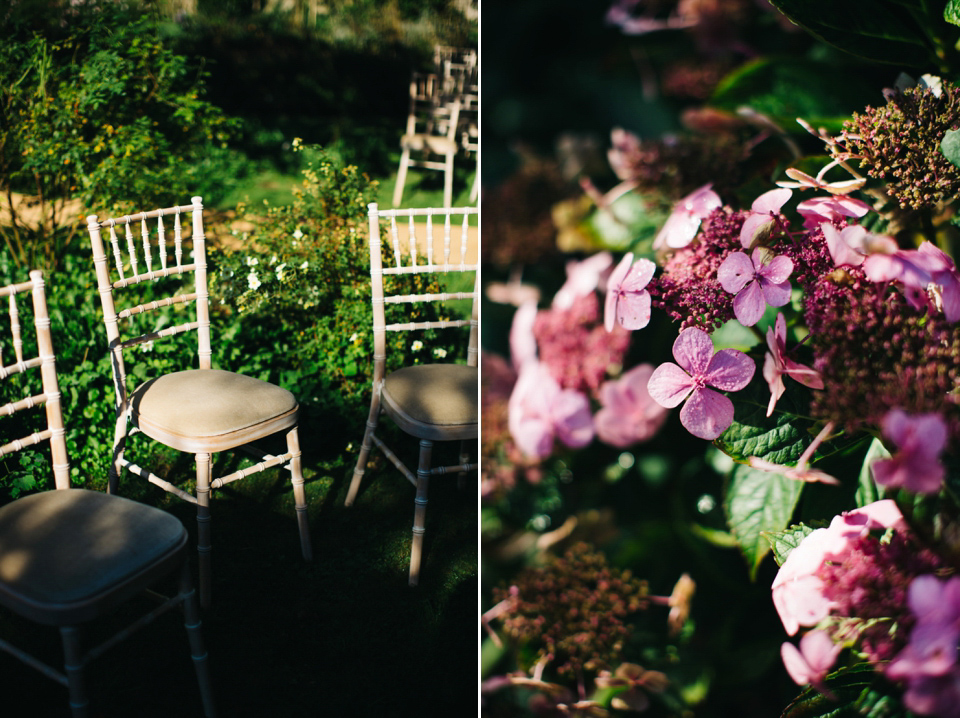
405 72 462 144
0 271 70 490
84 197 211 411
367 203 479 382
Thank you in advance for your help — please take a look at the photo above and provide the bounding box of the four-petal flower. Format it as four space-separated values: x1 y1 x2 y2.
717 247 794 326
871 409 948 494
647 327 755 440
605 252 656 332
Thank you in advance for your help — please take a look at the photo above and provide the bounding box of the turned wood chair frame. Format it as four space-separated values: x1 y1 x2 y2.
0 271 215 717
344 203 478 586
84 197 312 609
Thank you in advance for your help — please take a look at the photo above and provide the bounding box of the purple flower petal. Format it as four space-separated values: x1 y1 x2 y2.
553 390 596 448
758 254 795 285
647 362 696 408
617 291 652 330
622 257 656 291
739 213 775 249
717 251 755 294
732 279 767 326
760 279 793 308
752 187 792 214
705 348 756 392
671 326 714 376
654 210 701 250
679 387 734 440
604 252 634 332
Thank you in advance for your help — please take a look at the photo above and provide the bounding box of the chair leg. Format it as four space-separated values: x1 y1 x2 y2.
180 562 217 718
443 153 454 208
457 439 471 490
409 439 433 587
195 452 213 609
393 149 411 207
346 416 379 507
108 413 127 495
287 427 313 561
60 626 89 718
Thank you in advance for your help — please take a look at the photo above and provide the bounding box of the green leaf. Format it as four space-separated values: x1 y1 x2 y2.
715 369 815 466
783 663 909 718
763 523 816 567
768 0 938 68
947 0 960 27
855 437 890 508
724 463 805 579
941 128 960 169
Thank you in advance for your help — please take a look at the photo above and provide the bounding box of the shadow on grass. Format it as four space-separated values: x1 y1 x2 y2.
0 426 477 717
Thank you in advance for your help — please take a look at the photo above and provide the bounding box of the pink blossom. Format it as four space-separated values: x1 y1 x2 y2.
771 500 906 635
762 312 823 416
749 421 838 485
740 188 792 248
652 183 722 250
781 630 842 693
553 252 613 310
647 327 755 440
887 575 960 682
820 222 897 268
509 301 539 372
776 164 865 194
507 361 595 459
594 364 669 448
796 195 872 230
898 668 960 718
717 247 794 326
871 409 948 494
605 252 656 332
862 245 949 314
919 242 960 322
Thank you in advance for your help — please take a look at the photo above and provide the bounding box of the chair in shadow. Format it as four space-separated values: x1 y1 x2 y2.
344 203 478 586
84 197 312 608
0 270 216 717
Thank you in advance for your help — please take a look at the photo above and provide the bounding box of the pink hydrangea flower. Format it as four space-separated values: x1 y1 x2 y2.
898 668 960 718
870 409 948 494
509 301 539 372
594 364 669 448
717 247 794 326
652 183 722 250
796 195 872 230
507 361 595 459
605 252 656 332
647 327 755 440
820 221 898 268
887 575 960 682
919 241 960 322
740 188 792 249
781 630 842 694
762 312 824 416
771 500 906 635
553 252 613 310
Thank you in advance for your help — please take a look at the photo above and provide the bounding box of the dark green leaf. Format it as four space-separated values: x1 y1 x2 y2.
782 664 893 718
855 437 890 508
763 523 816 567
941 128 960 169
768 0 937 67
724 463 805 579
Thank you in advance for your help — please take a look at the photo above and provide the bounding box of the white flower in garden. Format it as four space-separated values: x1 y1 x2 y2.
434 348 448 358
292 137 302 149
246 256 259 267
293 228 304 240
300 261 309 270
276 263 287 281
412 340 424 352
349 333 359 342
139 340 154 353
247 272 261 290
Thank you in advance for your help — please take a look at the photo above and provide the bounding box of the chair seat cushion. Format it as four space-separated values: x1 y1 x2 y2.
400 133 457 155
130 369 298 450
382 363 478 440
0 489 186 624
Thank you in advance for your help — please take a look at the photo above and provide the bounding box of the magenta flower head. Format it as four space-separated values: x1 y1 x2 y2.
870 409 948 494
653 183 722 250
887 575 960 683
781 630 842 695
594 364 669 448
717 247 794 326
605 252 656 332
507 361 595 459
740 188 792 249
796 195 871 230
763 313 824 416
647 327 755 440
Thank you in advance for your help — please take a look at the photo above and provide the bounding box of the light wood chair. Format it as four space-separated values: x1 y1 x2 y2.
0 271 216 718
392 72 463 209
84 197 312 609
344 203 478 586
